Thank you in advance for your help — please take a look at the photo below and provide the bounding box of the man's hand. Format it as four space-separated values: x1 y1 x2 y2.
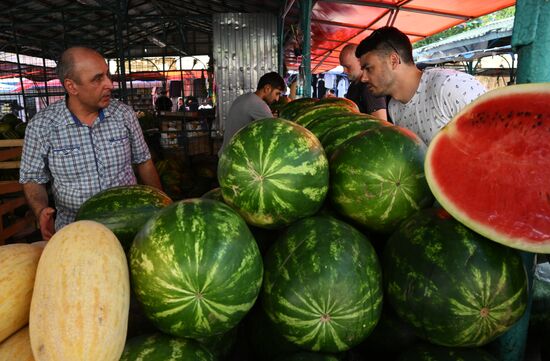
38 207 55 241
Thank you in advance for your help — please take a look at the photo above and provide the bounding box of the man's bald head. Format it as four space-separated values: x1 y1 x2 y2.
339 44 362 81
57 47 104 84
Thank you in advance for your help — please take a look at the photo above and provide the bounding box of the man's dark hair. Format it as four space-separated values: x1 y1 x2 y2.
355 26 414 64
257 72 286 91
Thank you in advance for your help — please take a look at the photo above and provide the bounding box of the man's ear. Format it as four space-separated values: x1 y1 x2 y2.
64 79 78 95
390 52 401 69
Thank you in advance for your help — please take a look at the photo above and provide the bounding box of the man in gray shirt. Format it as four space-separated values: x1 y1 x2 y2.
220 72 286 153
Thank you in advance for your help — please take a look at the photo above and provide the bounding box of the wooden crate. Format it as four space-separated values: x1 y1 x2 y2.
0 139 35 245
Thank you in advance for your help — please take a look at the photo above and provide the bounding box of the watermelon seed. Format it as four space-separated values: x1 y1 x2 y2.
480 307 490 318
320 314 331 323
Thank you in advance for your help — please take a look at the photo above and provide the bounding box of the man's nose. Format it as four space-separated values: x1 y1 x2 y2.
360 71 369 83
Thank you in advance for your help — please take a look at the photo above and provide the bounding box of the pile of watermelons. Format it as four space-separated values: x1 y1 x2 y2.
0 113 26 139
5 84 548 361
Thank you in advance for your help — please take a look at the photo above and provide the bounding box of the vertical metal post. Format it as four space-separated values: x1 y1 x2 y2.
10 15 28 121
300 0 313 97
179 56 185 100
115 1 128 103
493 2 550 360
278 16 285 76
42 53 50 106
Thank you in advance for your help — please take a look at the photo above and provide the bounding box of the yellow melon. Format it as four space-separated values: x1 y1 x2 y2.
0 326 34 361
29 221 129 361
0 244 42 343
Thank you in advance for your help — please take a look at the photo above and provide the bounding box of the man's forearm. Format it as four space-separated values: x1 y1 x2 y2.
136 159 162 190
23 182 50 218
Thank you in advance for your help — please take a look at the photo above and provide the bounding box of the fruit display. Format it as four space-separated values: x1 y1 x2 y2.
3 86 544 361
425 84 550 253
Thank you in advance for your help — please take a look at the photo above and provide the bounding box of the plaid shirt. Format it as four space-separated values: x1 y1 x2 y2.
19 97 151 231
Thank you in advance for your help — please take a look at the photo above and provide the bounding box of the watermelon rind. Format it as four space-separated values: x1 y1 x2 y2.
120 334 215 361
425 83 550 253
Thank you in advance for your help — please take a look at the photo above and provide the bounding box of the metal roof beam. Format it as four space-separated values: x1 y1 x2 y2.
318 0 470 20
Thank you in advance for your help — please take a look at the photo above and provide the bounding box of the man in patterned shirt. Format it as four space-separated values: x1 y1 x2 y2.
20 47 162 240
355 26 486 144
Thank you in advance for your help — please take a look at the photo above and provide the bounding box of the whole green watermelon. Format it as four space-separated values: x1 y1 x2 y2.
397 343 498 361
306 113 374 141
130 198 263 338
320 118 392 157
218 118 328 229
262 216 383 353
201 187 224 202
279 98 318 120
120 334 215 361
75 185 172 250
330 126 433 234
294 104 357 127
384 208 528 347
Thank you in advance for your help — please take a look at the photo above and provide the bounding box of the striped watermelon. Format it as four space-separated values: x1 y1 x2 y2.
316 97 360 110
76 185 172 250
130 199 263 338
262 216 383 352
397 344 498 361
201 187 224 202
218 118 328 229
384 208 528 347
120 334 215 361
278 353 341 361
330 126 433 233
279 98 319 120
294 104 357 127
320 118 392 157
306 113 374 141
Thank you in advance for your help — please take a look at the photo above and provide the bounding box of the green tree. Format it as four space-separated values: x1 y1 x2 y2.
413 7 515 48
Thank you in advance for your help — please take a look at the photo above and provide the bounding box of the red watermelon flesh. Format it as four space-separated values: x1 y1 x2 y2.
425 84 550 253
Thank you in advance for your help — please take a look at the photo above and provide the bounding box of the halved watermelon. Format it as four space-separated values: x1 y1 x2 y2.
425 84 550 253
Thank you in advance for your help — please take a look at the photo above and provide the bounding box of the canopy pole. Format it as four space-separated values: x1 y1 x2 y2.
493 2 550 360
300 0 313 97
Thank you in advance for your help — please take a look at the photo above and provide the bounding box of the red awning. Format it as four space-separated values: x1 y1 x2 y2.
286 0 516 73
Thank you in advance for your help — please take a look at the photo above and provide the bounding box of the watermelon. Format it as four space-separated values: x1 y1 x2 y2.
276 352 342 361
397 344 498 361
306 113 374 140
294 104 357 127
384 208 528 347
120 334 215 361
320 118 392 157
316 96 360 112
201 187 224 202
279 98 319 120
425 84 550 253
330 126 433 234
218 118 329 229
262 216 383 352
76 185 172 250
130 198 263 338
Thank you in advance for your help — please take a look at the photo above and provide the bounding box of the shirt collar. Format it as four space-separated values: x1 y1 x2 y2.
62 96 108 126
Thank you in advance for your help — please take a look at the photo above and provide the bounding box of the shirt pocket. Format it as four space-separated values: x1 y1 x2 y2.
104 134 131 176
49 145 86 182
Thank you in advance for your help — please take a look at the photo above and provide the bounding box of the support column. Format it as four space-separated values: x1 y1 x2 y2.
494 1 550 360
300 0 313 97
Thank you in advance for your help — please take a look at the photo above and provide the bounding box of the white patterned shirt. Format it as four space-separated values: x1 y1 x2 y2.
20 98 151 230
388 68 486 144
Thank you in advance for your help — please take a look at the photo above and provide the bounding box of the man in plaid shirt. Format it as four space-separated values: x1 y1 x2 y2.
20 47 162 240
